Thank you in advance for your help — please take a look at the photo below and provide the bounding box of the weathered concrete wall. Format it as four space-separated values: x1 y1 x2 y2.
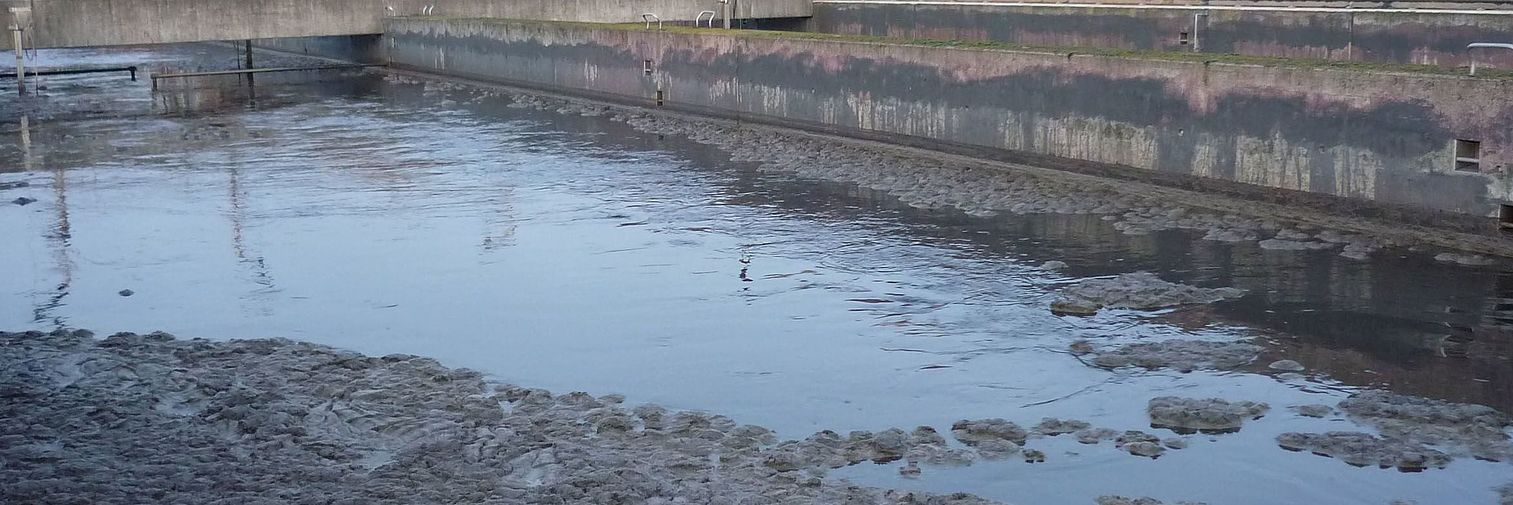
0 0 810 49
385 18 1513 224
805 1 1513 69
253 35 388 64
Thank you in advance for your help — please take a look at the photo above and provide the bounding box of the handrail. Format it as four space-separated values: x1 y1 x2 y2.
811 0 1513 15
0 65 138 81
641 13 662 29
151 64 379 80
696 10 717 27
1467 42 1513 75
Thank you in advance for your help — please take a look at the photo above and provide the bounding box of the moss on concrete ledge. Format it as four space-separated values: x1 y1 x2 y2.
397 16 1513 80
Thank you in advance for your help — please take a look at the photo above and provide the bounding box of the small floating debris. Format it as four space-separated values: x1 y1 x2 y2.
1290 404 1333 418
1434 252 1496 267
1268 359 1305 372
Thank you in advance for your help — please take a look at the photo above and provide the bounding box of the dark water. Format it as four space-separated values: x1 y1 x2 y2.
1 45 1510 505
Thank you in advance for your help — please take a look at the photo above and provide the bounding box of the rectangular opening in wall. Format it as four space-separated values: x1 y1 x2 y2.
655 89 664 106
1501 204 1513 230
643 59 653 75
1456 139 1482 171
1178 32 1190 45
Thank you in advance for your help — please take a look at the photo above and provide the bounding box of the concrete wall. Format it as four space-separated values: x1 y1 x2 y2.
384 18 1513 226
253 35 388 64
804 1 1513 69
0 0 811 49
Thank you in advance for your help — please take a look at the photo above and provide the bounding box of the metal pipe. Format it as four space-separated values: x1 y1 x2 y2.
697 10 716 27
1191 12 1207 52
720 0 731 29
641 13 661 30
11 25 22 95
1467 42 1513 76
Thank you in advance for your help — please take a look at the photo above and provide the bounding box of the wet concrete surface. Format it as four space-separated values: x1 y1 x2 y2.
2 44 1512 504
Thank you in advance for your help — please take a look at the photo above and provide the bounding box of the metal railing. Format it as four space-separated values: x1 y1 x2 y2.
696 10 717 27
641 13 662 29
1467 42 1513 76
0 65 138 81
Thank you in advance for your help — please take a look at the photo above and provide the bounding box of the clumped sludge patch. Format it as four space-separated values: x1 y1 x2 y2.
1096 496 1209 505
1277 391 1513 472
1147 397 1269 434
1050 272 1246 316
1075 339 1263 372
1 330 1241 504
0 330 999 505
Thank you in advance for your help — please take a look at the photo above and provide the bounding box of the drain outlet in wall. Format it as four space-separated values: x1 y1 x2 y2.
1456 139 1482 172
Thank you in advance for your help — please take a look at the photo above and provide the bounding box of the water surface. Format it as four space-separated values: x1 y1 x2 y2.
1 45 1510 505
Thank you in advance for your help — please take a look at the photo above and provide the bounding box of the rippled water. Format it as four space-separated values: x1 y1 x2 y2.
2 45 1511 505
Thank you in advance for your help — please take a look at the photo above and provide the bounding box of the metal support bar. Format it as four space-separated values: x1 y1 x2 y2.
150 64 380 80
719 0 731 29
1467 42 1513 76
0 66 139 80
641 13 661 30
696 10 716 27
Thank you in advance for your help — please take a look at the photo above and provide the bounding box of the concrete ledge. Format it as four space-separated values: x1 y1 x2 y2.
806 1 1513 70
1 0 812 49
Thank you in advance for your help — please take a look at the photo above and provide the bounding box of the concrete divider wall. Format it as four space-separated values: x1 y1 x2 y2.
385 18 1513 224
1 0 810 49
804 2 1513 70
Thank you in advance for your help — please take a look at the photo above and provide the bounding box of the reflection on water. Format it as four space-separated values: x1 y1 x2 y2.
1 44 1511 505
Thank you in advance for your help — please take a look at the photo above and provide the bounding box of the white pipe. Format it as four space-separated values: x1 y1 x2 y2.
11 26 22 95
812 0 1513 16
1466 43 1513 76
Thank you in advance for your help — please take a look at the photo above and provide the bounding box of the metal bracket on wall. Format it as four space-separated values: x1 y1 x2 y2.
696 11 716 27
642 13 662 30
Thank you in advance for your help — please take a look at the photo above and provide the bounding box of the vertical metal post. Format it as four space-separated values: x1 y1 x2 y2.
11 25 23 95
243 40 254 87
722 0 731 29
